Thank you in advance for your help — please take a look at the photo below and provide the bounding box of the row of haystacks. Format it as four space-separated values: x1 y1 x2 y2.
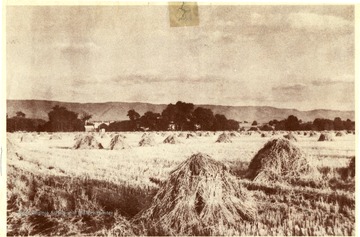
134 153 257 235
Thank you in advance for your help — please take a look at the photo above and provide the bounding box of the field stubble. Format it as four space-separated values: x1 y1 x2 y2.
6 131 355 236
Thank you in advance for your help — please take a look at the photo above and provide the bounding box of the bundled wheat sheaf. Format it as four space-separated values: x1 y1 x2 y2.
216 133 232 143
73 134 103 149
134 153 257 235
139 134 156 147
109 134 131 150
163 135 181 144
318 133 334 141
247 138 318 183
283 133 298 142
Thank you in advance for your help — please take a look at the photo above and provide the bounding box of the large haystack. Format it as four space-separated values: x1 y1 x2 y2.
247 138 317 183
318 133 334 141
283 133 298 142
215 133 232 143
135 153 257 235
109 135 131 150
139 134 156 147
73 134 103 149
163 135 181 144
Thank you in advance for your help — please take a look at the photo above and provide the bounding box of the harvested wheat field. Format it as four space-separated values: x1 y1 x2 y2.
6 131 356 236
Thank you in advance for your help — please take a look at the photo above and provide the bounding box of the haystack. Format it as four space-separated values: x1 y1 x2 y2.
229 132 237 137
186 133 195 139
178 132 186 138
20 134 34 142
283 133 298 142
318 133 334 141
135 153 257 235
247 138 317 183
309 131 317 137
163 135 181 144
335 131 345 137
139 134 156 147
109 135 131 150
203 132 211 137
261 133 269 138
49 134 62 140
73 134 103 149
215 133 232 143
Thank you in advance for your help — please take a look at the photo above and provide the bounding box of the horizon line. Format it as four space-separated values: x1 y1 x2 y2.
6 98 355 113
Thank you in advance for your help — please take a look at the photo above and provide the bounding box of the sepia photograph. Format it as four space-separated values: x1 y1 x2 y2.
4 2 357 236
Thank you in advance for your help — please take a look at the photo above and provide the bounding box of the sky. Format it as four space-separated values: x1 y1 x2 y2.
6 4 355 111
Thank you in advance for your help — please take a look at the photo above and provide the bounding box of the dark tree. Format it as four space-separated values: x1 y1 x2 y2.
285 115 300 131
333 117 345 131
213 114 227 131
80 112 92 123
140 111 161 130
127 109 140 121
193 107 215 130
162 102 194 130
16 111 26 118
226 119 239 131
45 105 83 132
252 121 258 126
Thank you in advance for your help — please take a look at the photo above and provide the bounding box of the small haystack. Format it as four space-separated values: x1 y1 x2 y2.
229 132 237 137
109 135 131 150
186 133 195 139
335 131 345 137
135 153 257 235
203 132 211 137
261 133 269 138
20 134 34 142
283 133 298 142
318 133 334 141
163 135 181 144
49 134 62 140
309 131 317 137
247 138 317 183
215 133 232 143
73 134 103 149
139 134 156 147
178 132 186 138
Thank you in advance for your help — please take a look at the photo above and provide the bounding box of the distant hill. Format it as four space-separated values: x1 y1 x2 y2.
7 100 355 123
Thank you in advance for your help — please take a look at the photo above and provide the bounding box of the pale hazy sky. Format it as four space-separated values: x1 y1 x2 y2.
6 5 354 110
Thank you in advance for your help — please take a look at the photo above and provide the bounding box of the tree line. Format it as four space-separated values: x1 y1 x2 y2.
108 101 239 131
6 102 355 132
